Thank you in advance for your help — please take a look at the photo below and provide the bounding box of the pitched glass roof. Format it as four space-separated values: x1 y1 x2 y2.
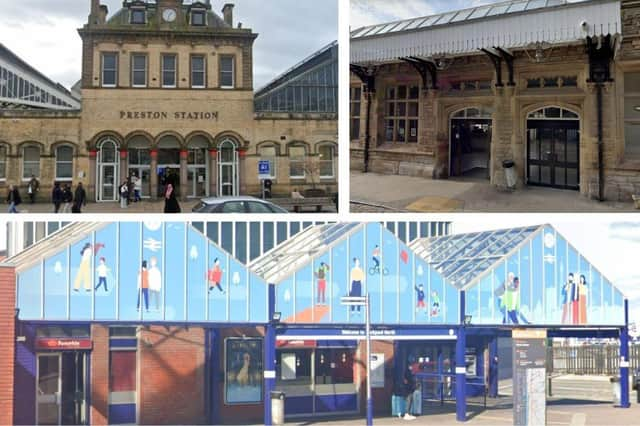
248 223 361 284
409 225 542 289
351 0 593 39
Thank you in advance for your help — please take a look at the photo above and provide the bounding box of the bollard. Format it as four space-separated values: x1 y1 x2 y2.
271 391 285 425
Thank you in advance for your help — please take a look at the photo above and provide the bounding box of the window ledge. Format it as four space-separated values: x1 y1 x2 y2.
616 158 640 171
372 143 433 156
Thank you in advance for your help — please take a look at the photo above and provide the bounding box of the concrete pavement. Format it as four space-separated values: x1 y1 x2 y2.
351 171 637 212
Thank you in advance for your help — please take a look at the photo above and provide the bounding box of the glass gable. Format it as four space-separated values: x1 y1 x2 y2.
13 222 269 323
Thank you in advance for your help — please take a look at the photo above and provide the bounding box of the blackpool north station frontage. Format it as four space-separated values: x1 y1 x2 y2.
0 220 631 425
0 0 338 202
350 0 640 202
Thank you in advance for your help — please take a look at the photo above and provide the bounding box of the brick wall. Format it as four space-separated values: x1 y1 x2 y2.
138 326 206 425
354 340 396 416
0 266 16 425
90 325 109 425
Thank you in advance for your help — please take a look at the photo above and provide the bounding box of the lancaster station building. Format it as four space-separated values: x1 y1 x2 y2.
0 220 631 425
0 0 338 202
350 0 640 201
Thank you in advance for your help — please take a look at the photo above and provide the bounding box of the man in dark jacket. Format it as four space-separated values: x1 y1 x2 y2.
73 182 87 213
52 182 63 213
6 184 21 213
28 175 39 204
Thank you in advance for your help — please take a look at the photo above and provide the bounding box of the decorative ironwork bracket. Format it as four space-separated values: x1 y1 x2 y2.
400 56 438 90
480 48 503 87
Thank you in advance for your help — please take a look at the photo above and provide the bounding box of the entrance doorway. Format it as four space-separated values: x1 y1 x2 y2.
96 138 119 202
36 352 88 425
527 107 580 190
217 139 238 196
187 137 209 198
449 107 493 179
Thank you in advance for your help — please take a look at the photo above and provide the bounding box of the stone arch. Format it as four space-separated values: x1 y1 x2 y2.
212 131 248 150
0 140 12 156
285 140 311 156
256 140 282 156
89 131 124 151
522 103 582 121
154 131 185 149
185 131 215 149
50 141 80 157
313 140 338 155
16 140 46 154
124 130 155 149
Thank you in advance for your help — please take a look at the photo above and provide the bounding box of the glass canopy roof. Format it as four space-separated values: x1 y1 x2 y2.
248 223 361 284
409 225 542 289
351 0 593 39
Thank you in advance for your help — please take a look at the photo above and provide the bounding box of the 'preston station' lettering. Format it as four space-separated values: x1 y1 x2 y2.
119 111 219 120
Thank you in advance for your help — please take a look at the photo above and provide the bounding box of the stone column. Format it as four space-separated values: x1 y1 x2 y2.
209 149 218 197
491 85 516 188
179 149 188 201
88 149 97 201
119 149 128 186
150 149 158 201
238 149 246 195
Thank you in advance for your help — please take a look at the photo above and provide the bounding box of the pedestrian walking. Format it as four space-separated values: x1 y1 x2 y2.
61 184 73 213
133 173 142 202
119 181 129 209
6 184 21 213
127 174 135 204
72 182 87 213
163 183 181 213
27 175 39 204
52 181 63 213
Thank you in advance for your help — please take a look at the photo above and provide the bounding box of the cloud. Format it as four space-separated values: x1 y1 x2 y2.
609 222 640 243
0 0 337 89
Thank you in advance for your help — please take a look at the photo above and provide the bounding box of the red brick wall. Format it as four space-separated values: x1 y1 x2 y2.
0 266 16 426
217 327 265 425
90 324 109 425
138 326 206 425
355 340 396 416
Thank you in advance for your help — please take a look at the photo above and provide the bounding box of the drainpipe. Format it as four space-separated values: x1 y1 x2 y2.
597 83 604 202
363 90 372 173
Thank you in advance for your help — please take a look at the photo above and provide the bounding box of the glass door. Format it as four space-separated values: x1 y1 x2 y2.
217 140 238 196
188 167 207 198
61 352 86 425
37 354 61 425
99 165 117 201
527 120 579 190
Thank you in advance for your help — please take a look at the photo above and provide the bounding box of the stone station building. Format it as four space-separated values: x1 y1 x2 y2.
350 0 640 202
0 0 338 202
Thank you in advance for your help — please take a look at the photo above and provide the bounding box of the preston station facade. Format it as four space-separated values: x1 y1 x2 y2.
0 0 338 202
350 0 640 202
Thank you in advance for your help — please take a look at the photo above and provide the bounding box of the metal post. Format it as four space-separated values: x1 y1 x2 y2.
366 293 373 426
264 284 277 425
456 325 467 422
489 337 498 398
620 299 631 408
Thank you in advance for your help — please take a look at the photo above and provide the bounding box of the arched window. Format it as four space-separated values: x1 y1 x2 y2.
55 145 74 181
258 144 277 179
451 106 493 119
318 144 335 178
289 145 307 178
527 107 579 120
98 138 118 164
22 145 41 179
0 145 7 180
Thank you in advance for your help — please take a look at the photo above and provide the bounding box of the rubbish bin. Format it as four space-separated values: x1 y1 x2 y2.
502 160 517 188
634 368 640 403
610 376 621 405
271 391 285 425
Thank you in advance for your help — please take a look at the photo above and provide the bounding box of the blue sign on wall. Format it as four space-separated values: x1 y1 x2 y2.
258 161 271 178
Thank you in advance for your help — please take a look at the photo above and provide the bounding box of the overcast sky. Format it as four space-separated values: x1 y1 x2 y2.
350 0 588 29
0 0 337 90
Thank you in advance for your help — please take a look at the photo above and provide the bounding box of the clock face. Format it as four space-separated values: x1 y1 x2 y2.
162 8 177 22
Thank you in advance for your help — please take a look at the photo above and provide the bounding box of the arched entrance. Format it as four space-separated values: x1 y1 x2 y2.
96 138 119 202
526 107 580 190
128 135 151 198
187 135 209 198
217 138 238 196
449 107 493 178
157 135 182 197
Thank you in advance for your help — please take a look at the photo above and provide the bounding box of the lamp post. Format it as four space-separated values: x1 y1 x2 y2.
341 294 372 426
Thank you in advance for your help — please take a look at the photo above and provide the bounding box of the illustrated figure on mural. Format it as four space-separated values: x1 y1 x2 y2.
415 284 427 315
148 256 162 311
73 242 105 292
94 257 110 292
562 273 579 324
314 262 330 305
495 272 512 323
137 260 149 312
208 258 225 293
578 274 588 324
430 290 440 317
504 277 530 325
349 257 364 314
369 245 388 275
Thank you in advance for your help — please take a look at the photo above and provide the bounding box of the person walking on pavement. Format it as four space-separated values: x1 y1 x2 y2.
127 174 135 205
163 183 181 213
6 184 21 213
73 182 87 213
133 173 142 202
27 175 39 204
61 183 73 213
52 181 63 213
119 181 129 209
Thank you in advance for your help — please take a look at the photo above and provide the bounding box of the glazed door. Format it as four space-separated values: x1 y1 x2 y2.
217 150 238 196
60 352 87 425
527 120 579 190
37 354 61 425
98 164 118 202
188 167 208 198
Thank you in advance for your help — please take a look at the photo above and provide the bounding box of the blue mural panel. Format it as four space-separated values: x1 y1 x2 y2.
187 227 206 321
141 222 164 321
381 231 398 324
429 268 444 324
229 258 248 322
249 273 267 323
414 258 430 323
165 223 185 321
94 223 117 320
43 249 67 319
18 264 41 319
118 222 141 321
366 223 382 324
69 237 93 320
314 252 331 324
348 228 365 324
530 234 543 321
478 274 493 325
277 276 295 322
398 241 413 323
330 239 348 324
519 243 532 323
294 264 313 323
208 242 228 321
591 268 602 324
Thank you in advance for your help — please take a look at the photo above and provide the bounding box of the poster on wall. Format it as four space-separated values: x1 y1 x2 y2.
225 338 263 404
370 353 385 388
512 329 547 426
